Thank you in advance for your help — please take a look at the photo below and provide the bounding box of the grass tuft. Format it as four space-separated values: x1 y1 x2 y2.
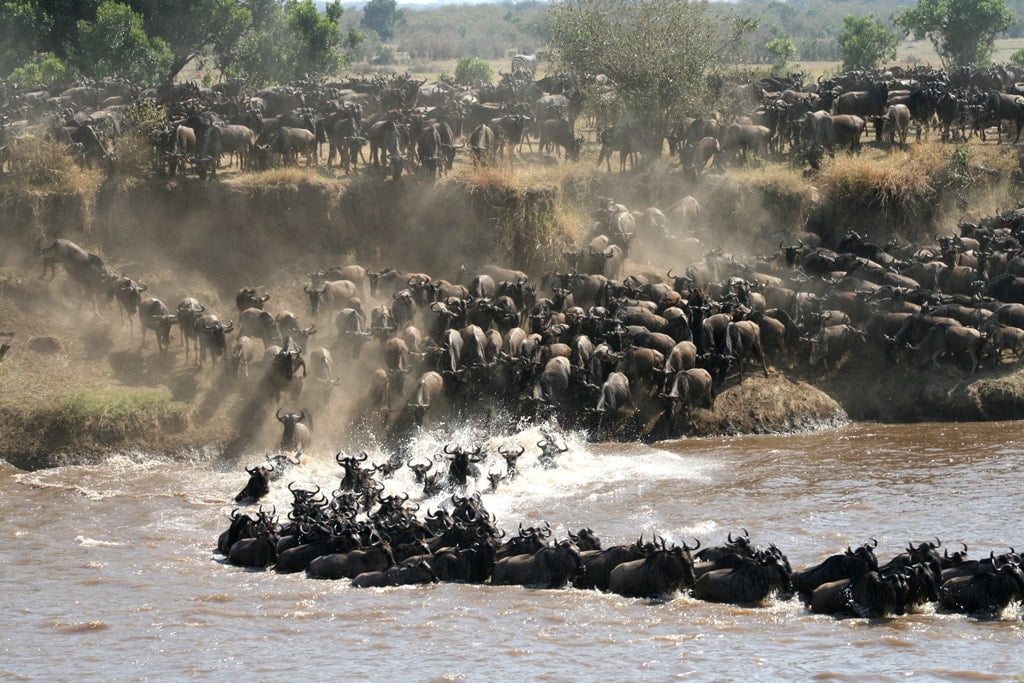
45 389 188 442
0 132 104 200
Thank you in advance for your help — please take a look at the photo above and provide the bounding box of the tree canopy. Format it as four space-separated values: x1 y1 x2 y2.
548 0 755 133
893 0 1015 67
764 37 796 74
837 13 898 72
0 0 356 86
71 1 173 83
361 0 404 41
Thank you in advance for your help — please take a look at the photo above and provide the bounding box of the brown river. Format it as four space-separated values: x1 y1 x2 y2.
2 421 1023 680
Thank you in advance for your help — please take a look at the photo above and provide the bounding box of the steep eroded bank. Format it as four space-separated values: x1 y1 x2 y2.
2 149 1023 468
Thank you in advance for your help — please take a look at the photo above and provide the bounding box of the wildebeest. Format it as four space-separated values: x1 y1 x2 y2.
351 560 440 587
236 287 270 312
176 298 206 362
197 123 258 178
721 124 771 164
265 337 307 402
878 104 911 149
939 562 1024 615
231 335 258 377
306 542 396 580
608 542 699 599
238 308 282 348
276 408 311 451
444 444 483 488
304 280 357 318
108 276 147 333
538 118 581 161
139 297 178 353
468 123 497 166
490 539 582 588
234 465 271 503
809 570 908 618
791 541 879 601
195 314 234 367
692 550 792 605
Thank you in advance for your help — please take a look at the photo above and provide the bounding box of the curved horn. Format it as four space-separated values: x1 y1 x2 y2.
276 408 286 422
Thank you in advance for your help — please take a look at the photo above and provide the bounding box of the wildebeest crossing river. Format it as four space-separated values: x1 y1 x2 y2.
2 421 1023 679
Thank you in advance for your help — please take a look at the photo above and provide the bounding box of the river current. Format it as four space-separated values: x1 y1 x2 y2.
2 421 1023 680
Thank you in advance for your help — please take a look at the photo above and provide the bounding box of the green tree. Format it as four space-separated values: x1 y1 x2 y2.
764 36 796 74
837 14 898 72
70 1 172 84
213 0 350 85
285 0 345 79
1012 46 1024 68
124 0 248 82
0 0 49 76
454 56 493 84
7 51 76 87
30 0 101 59
549 0 755 136
893 0 1014 67
361 0 403 41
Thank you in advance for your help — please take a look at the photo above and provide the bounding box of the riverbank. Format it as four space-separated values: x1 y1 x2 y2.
2 139 1023 468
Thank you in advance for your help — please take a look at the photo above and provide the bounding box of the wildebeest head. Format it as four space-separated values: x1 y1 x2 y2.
151 313 179 348
237 286 270 312
202 319 234 354
303 284 326 316
235 465 271 503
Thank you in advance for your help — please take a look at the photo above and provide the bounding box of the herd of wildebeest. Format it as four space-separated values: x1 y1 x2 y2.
9 63 1024 621
7 61 1024 177
29 182 1024 451
215 467 1024 620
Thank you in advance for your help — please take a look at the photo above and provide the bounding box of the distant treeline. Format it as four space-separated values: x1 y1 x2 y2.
349 0 1024 66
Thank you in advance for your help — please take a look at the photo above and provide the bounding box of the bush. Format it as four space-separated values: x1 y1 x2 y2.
7 52 78 89
371 46 395 65
455 56 493 85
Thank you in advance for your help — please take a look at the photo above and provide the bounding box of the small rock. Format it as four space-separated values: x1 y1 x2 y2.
27 336 61 354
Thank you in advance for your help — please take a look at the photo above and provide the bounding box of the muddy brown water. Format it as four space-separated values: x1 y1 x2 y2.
2 421 1023 679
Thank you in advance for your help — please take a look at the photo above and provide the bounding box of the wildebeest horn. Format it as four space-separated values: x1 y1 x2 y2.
276 409 285 422
443 444 457 454
960 542 968 553
357 452 368 462
303 285 311 293
870 538 878 549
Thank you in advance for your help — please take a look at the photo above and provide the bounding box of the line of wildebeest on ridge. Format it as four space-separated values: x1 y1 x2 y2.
6 62 1024 179
27 189 1024 448
217 463 1024 619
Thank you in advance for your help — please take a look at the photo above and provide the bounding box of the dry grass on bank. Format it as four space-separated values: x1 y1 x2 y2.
223 165 345 193
0 133 104 201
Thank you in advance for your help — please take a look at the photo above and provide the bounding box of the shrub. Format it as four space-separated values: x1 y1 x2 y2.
455 56 493 85
7 52 78 89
